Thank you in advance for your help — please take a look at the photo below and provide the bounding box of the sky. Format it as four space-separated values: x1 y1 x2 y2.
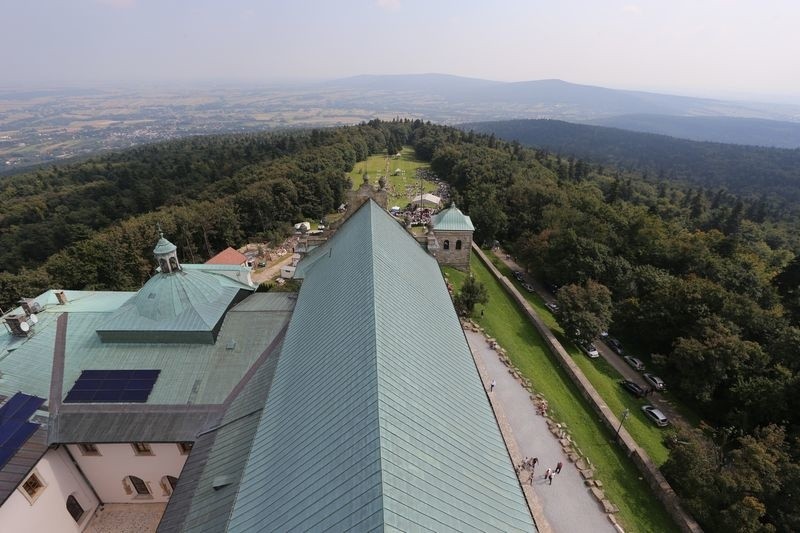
3 0 799 99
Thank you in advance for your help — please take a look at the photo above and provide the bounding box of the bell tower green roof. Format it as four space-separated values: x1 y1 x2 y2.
432 202 475 231
153 235 177 255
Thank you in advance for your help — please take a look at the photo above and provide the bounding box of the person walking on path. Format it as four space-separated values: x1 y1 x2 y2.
490 379 496 392
544 468 552 480
548 472 554 485
555 461 563 474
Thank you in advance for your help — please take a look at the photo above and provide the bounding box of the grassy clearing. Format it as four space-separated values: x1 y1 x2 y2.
348 146 438 207
444 256 679 533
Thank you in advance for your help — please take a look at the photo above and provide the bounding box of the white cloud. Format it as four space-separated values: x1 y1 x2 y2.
376 0 401 11
622 4 642 15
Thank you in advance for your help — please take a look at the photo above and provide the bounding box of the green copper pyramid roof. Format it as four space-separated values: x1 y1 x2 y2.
96 266 254 343
228 200 534 532
432 203 475 231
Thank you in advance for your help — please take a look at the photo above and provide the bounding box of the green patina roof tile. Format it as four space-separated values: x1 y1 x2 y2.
228 201 533 532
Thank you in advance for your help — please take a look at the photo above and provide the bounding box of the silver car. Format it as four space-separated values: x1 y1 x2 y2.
624 355 645 371
643 373 666 391
642 405 669 427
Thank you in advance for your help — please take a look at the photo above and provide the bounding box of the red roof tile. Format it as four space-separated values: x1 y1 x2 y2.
205 247 248 266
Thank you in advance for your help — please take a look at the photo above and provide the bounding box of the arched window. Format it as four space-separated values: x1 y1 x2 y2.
455 240 463 250
169 256 180 272
159 258 169 273
443 239 450 250
66 494 85 522
161 475 179 496
128 475 150 496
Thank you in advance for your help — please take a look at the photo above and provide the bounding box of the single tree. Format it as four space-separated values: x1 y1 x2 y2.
454 275 488 317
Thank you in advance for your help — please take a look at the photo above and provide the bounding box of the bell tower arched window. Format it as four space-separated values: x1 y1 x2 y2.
456 240 462 250
443 239 450 250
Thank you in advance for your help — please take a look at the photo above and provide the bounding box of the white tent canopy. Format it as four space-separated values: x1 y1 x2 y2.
411 193 441 208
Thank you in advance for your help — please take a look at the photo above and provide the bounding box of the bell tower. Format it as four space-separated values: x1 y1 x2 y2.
153 225 181 273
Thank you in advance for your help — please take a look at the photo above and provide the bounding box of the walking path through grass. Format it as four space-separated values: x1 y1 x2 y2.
445 257 679 533
466 329 617 533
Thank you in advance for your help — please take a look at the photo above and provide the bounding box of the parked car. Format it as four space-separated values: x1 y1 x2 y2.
522 283 535 293
624 355 645 371
580 342 600 359
606 337 624 355
643 373 666 391
620 379 646 398
642 405 669 427
545 302 559 312
513 271 524 281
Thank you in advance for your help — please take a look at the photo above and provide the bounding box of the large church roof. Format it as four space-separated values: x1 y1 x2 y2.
227 200 534 531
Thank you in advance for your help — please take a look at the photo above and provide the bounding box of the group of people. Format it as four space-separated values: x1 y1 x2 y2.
516 457 563 486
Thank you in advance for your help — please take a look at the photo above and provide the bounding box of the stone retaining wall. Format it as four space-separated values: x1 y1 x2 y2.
473 244 702 533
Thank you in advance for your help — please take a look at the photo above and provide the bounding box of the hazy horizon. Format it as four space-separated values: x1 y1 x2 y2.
3 0 800 104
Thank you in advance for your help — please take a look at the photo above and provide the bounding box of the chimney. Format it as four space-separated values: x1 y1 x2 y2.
3 315 31 337
18 298 42 316
55 291 68 305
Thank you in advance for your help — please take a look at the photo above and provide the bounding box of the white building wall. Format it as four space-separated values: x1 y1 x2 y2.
67 443 187 503
0 447 100 532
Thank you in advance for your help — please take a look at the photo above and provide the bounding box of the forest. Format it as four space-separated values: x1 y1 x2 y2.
2 119 800 531
463 118 800 207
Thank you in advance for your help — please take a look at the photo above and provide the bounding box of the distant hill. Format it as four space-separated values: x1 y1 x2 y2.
4 74 800 171
462 119 800 202
587 114 800 149
325 74 800 122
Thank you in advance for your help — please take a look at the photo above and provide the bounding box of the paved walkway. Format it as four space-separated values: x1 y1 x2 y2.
466 330 617 533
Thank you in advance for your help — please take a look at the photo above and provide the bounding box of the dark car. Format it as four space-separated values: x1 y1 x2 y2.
545 302 559 313
606 337 624 355
522 283 535 293
513 271 524 281
619 379 645 398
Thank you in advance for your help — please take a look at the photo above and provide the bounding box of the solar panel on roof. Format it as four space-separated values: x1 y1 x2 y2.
63 370 160 404
0 392 45 424
0 393 44 469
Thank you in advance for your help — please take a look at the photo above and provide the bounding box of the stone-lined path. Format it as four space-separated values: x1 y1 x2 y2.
466 330 618 533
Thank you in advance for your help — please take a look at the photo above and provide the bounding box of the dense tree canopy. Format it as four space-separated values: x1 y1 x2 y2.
407 121 800 532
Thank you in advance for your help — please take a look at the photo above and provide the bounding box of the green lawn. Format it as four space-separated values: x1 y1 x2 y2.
348 146 438 207
444 256 680 533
